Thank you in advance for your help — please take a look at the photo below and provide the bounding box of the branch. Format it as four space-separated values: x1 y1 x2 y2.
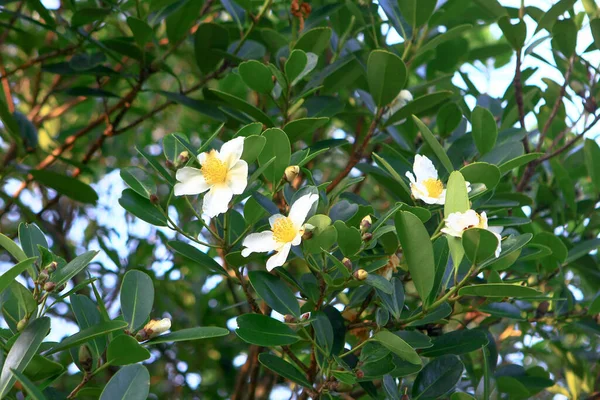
537 113 600 163
513 49 530 153
326 108 384 194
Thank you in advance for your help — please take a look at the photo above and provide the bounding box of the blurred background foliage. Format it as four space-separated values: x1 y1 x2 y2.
1 0 600 399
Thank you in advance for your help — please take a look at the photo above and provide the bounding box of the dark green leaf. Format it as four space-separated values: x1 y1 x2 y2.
99 364 150 400
168 240 228 276
462 228 499 264
249 271 300 317
373 331 421 365
120 270 154 332
119 189 168 226
51 250 98 287
412 355 464 400
46 320 128 355
471 106 497 155
367 50 407 107
421 330 489 357
235 314 300 346
258 354 311 387
144 326 229 345
239 60 274 93
413 116 454 174
107 335 151 365
459 284 542 298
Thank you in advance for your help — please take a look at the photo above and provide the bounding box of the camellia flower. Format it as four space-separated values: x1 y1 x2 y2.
405 155 470 205
441 210 503 257
383 89 413 119
174 137 248 218
241 193 318 271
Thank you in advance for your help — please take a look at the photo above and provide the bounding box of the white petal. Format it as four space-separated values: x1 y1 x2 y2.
174 167 210 196
266 243 291 271
491 231 502 257
442 210 480 237
413 155 438 182
289 193 319 228
227 160 248 194
405 171 416 184
465 181 472 193
478 211 489 229
241 231 277 256
487 225 503 235
291 233 302 246
220 137 245 168
197 151 209 165
202 184 233 218
269 214 286 227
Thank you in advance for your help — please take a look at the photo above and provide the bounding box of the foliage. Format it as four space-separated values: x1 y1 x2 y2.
1 0 600 399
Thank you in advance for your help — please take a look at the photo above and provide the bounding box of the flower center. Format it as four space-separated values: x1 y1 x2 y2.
201 150 228 185
423 178 444 198
272 217 298 244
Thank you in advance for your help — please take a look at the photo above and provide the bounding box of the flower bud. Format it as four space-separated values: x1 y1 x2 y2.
402 395 409 400
177 151 190 165
43 282 56 292
354 269 368 281
284 165 300 182
38 270 49 283
300 312 311 321
284 314 295 323
361 232 373 241
355 370 364 379
78 345 93 372
165 159 175 170
342 257 352 271
535 301 550 319
46 261 58 273
142 318 171 339
58 283 66 292
17 318 28 332
150 194 159 204
360 215 372 233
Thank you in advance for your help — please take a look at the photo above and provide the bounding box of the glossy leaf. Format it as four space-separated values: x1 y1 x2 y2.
120 270 155 332
249 271 300 317
235 314 300 346
99 364 150 400
367 50 407 107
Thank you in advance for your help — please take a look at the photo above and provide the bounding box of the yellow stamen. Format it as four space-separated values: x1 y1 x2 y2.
201 150 228 185
423 178 444 198
272 217 298 244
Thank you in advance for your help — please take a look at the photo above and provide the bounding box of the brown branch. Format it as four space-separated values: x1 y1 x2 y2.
0 55 15 113
326 108 384 194
513 50 530 153
536 55 575 152
2 45 79 79
0 1 24 46
537 113 600 163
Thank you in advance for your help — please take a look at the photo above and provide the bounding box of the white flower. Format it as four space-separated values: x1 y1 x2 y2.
143 318 171 339
405 155 471 205
441 210 503 257
383 90 413 119
241 193 319 271
174 137 248 218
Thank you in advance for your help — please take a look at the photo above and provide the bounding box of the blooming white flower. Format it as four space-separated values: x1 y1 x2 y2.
405 155 471 205
241 193 318 271
174 137 248 218
383 89 413 119
441 210 503 257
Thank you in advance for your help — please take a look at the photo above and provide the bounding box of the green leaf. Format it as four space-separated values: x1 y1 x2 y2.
498 152 543 175
591 18 600 50
552 19 577 56
1 282 37 333
530 232 568 263
550 159 576 212
99 364 150 400
240 135 266 163
235 314 300 346
46 320 128 355
71 7 110 27
460 162 500 191
365 273 394 294
395 211 434 302
372 154 412 203
285 49 308 85
18 222 47 259
194 22 229 74
385 91 454 127
71 294 106 359
416 24 472 57
107 335 151 365
462 228 499 264
258 128 291 183
471 106 497 155
498 16 526 49
167 240 228 276
10 368 47 400
473 0 507 18
333 221 362 257
239 60 274 93
376 277 405 320
535 0 576 33
249 271 300 317
589 292 600 315
166 0 203 43
51 250 98 287
584 139 600 195
258 354 311 387
459 284 542 298
135 146 175 185
293 27 332 55
284 117 330 142
0 317 50 399
0 258 35 296
144 326 229 345
209 89 274 127
127 17 153 47
444 171 470 269
120 270 154 332
119 189 168 227
367 50 407 107
407 302 452 327
373 331 421 365
421 329 489 358
0 233 27 262
413 116 454 174
566 238 600 264
437 103 462 137
398 0 437 27
412 355 464 400
120 167 155 199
